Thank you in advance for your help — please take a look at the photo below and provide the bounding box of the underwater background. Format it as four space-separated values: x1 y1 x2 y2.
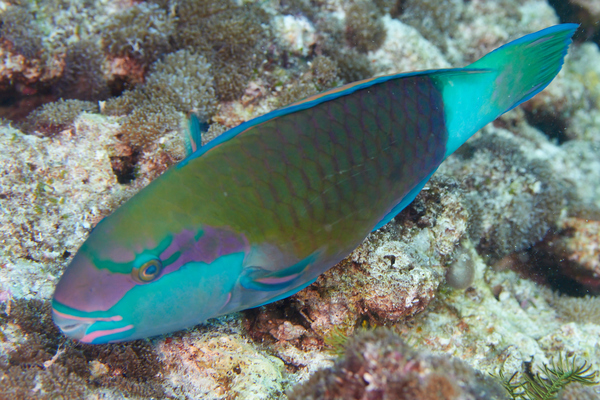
0 0 600 398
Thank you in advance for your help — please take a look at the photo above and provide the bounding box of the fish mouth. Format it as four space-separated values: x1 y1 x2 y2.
52 308 93 341
51 306 133 343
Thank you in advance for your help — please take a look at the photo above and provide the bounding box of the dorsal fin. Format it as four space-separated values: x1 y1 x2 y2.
182 113 209 156
178 68 484 167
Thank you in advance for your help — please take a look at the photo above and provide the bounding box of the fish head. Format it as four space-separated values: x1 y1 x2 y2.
51 199 248 344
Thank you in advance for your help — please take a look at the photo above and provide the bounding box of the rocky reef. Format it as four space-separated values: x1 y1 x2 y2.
1 0 600 399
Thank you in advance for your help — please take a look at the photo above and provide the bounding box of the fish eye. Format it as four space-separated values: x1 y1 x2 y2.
132 259 163 283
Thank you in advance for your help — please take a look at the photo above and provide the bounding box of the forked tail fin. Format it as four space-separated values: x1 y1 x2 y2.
439 24 578 157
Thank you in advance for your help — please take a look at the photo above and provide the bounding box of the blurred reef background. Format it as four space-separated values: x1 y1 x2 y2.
1 0 600 398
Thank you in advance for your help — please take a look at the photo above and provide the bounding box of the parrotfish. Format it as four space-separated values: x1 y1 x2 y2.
52 24 577 343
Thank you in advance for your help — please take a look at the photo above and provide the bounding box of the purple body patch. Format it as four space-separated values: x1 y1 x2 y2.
160 226 249 275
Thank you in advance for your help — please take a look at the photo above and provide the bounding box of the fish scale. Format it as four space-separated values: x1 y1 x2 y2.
51 24 577 343
186 75 447 257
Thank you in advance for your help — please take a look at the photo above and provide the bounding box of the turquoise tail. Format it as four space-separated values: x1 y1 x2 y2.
439 23 578 157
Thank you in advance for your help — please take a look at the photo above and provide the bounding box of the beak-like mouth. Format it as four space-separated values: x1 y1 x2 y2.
52 308 92 341
52 306 134 343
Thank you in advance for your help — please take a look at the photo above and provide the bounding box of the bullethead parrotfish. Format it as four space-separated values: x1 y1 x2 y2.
51 24 577 343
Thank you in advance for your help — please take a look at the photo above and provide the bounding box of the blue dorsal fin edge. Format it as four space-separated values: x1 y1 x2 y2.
177 68 491 168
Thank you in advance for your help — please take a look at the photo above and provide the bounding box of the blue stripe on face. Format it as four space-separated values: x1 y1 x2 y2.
53 252 246 343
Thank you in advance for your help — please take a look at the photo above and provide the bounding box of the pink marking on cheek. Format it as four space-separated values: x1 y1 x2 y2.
80 325 134 343
256 273 300 285
224 292 231 306
53 309 123 323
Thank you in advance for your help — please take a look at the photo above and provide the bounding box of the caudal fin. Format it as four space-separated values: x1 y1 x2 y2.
440 24 578 156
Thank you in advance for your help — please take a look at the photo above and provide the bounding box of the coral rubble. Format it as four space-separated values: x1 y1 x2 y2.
288 328 509 399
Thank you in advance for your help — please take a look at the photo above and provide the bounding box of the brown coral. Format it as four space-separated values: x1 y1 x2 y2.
0 299 168 399
345 0 387 53
287 329 509 399
441 128 570 264
175 3 271 101
102 2 175 65
22 99 98 136
531 217 600 294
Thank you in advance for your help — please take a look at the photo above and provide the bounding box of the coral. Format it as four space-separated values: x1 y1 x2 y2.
175 3 270 101
37 365 89 399
278 0 318 21
373 0 401 15
0 116 135 270
333 48 374 82
0 366 39 398
551 218 600 290
399 0 463 54
525 217 600 295
0 6 44 58
101 88 149 117
556 140 600 212
276 82 319 108
310 55 340 90
110 101 188 183
276 55 341 107
345 0 386 53
175 0 233 25
4 298 55 334
323 326 352 357
288 328 509 399
0 5 60 109
553 294 600 325
322 322 377 357
0 298 168 399
144 50 218 120
100 5 267 165
316 19 374 82
440 127 570 263
103 49 210 175
273 14 318 57
22 99 98 136
116 101 182 150
101 50 211 183
158 318 286 399
102 2 175 65
54 40 109 101
367 16 450 76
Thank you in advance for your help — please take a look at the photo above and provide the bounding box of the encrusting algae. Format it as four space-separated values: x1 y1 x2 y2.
1 0 600 399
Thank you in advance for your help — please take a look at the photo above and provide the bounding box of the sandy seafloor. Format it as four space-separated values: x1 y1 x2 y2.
1 0 600 399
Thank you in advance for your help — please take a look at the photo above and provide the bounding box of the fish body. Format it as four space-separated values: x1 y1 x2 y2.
52 24 577 343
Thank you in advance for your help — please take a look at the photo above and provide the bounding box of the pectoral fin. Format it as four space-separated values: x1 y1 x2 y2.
240 251 319 292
